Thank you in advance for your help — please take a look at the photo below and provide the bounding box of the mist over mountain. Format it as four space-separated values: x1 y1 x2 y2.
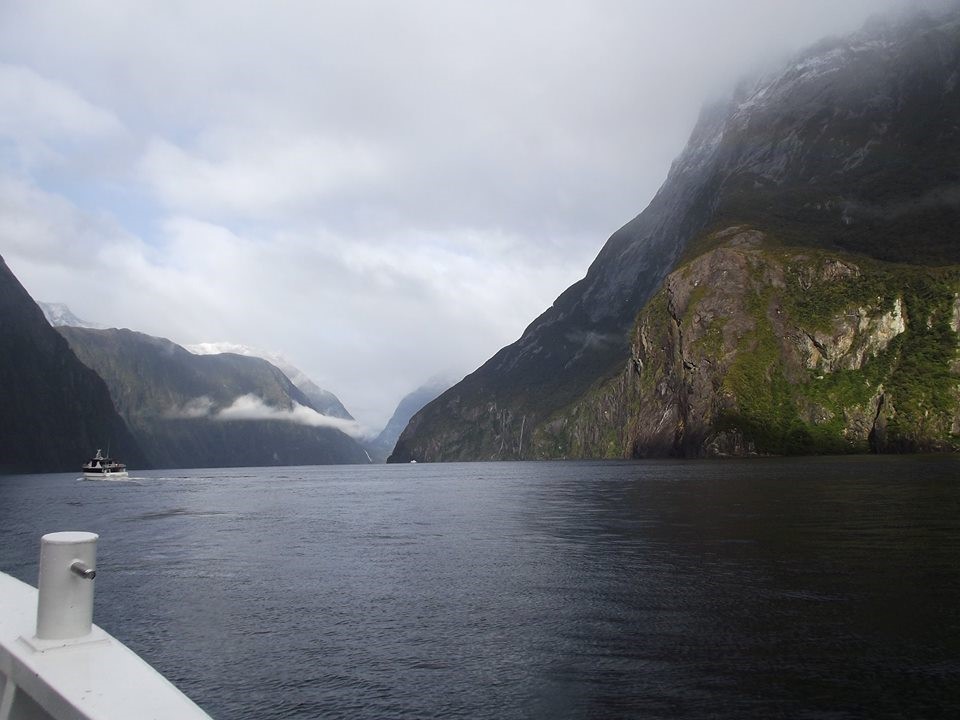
391 5 960 461
186 341 354 421
0 256 145 473
58 327 369 469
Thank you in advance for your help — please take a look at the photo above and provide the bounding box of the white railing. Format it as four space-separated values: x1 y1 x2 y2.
0 532 213 720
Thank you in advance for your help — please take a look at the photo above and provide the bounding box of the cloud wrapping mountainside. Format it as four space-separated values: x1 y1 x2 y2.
167 393 362 437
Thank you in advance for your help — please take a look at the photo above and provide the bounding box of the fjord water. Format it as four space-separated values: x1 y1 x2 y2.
1 458 959 719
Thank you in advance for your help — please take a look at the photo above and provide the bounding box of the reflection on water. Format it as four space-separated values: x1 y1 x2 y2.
1 456 959 719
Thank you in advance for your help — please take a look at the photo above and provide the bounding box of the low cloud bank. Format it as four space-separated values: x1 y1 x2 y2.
165 394 363 437
165 396 216 419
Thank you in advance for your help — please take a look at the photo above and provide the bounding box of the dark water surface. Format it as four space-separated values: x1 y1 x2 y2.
2 457 959 719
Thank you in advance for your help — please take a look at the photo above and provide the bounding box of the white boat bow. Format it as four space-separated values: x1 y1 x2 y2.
0 532 212 720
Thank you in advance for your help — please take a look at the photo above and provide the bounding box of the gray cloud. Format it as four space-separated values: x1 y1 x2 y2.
164 396 216 420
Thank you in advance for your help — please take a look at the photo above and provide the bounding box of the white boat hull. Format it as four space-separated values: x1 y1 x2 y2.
82 470 129 480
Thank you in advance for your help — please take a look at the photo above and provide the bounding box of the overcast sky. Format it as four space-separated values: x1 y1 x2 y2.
0 0 915 432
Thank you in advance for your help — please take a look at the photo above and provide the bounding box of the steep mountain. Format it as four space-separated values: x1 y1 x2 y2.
392 6 960 462
0 256 145 474
39 302 103 329
58 328 369 468
186 342 353 419
366 377 452 462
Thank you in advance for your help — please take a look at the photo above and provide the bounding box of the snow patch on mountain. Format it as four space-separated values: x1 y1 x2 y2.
39 302 103 329
187 341 302 379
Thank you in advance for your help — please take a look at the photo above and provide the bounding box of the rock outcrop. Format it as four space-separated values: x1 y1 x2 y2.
529 229 960 458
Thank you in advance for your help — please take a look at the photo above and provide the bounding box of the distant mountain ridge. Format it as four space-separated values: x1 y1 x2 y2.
58 328 369 469
0 256 145 473
39 306 356 424
391 5 960 461
366 377 451 462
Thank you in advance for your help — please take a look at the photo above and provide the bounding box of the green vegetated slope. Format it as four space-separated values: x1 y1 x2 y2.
531 227 960 458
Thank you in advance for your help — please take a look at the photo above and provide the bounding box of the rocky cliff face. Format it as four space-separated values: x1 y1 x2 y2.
529 229 960 458
392 6 960 462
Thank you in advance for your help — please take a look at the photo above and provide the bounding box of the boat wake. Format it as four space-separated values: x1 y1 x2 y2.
128 508 235 521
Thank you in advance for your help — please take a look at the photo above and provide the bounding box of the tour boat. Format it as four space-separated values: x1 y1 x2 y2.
82 449 128 479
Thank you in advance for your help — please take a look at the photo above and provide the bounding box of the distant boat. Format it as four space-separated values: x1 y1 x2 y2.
82 449 128 479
